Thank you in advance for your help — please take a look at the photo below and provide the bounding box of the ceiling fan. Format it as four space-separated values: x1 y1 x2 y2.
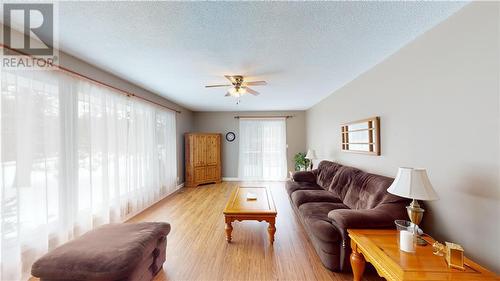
205 75 267 98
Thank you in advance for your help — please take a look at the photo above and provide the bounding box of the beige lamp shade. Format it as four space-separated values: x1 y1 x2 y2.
387 167 439 201
305 149 317 160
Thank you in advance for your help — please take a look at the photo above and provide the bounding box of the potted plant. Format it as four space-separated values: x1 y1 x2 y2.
294 152 310 171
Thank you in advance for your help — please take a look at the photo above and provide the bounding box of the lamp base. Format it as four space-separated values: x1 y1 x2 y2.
406 199 424 225
407 199 428 246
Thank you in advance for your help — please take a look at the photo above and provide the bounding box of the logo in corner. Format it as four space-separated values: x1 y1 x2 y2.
2 2 58 69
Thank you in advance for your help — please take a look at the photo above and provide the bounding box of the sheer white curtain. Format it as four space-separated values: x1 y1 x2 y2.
238 118 287 181
0 68 177 280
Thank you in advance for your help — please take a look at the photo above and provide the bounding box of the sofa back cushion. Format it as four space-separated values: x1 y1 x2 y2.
327 165 363 199
342 171 406 210
315 161 342 189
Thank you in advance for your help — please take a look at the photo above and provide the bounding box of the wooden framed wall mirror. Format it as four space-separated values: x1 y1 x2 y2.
341 117 380 155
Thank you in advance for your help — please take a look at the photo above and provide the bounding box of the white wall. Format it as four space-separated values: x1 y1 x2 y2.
306 2 499 273
193 111 306 178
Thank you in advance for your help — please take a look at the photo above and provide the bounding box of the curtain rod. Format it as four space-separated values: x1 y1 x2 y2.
234 115 294 119
0 44 182 114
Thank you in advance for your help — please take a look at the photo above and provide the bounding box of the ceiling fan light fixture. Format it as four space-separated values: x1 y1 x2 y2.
206 75 265 98
229 87 238 96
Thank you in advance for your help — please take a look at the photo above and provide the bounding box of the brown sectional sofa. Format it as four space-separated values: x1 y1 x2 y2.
286 160 409 271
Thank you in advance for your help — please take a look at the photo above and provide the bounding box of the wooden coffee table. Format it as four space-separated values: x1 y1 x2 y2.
223 186 277 244
348 229 498 281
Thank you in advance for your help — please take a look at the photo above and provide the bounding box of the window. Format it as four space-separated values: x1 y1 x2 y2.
0 68 177 280
238 118 287 180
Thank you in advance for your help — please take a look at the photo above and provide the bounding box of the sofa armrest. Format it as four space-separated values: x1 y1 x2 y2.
328 204 406 230
292 171 316 183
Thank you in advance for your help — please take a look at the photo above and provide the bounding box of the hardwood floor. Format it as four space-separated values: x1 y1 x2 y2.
127 181 383 281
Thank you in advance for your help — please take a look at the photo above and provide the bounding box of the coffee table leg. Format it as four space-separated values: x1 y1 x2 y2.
225 217 233 242
267 218 276 244
350 250 366 281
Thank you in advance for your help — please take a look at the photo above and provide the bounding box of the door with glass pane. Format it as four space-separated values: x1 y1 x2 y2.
238 118 287 180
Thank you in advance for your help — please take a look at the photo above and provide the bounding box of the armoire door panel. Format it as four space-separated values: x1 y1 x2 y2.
205 165 218 181
194 135 206 167
206 135 218 166
194 167 206 182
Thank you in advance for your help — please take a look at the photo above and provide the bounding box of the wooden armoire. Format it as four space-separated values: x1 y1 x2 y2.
185 133 222 187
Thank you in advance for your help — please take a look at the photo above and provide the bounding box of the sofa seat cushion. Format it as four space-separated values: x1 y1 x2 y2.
31 222 171 281
298 202 349 243
285 181 322 196
291 190 342 207
299 202 349 219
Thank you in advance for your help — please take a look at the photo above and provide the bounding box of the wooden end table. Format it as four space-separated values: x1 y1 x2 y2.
223 186 277 244
348 229 498 281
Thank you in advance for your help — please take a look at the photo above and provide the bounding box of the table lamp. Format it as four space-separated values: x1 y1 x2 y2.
387 167 439 245
305 149 317 170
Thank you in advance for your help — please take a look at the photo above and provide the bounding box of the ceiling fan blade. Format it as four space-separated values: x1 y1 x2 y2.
243 81 267 86
224 75 236 84
225 92 231 97
205 84 232 88
243 87 260 96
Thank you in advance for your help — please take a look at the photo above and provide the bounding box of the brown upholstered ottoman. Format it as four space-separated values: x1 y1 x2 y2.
31 222 170 281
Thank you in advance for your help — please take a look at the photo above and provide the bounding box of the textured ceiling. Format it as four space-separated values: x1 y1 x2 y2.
30 1 470 110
